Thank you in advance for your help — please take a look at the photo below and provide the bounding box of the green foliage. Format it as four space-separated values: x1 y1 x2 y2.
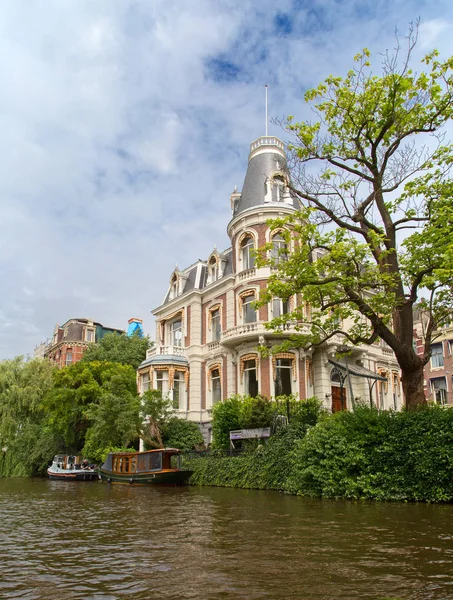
186 404 453 502
44 360 139 461
286 405 453 501
184 397 325 490
81 331 151 369
210 395 243 449
161 417 204 450
211 394 324 450
258 32 453 407
0 357 57 476
140 389 173 449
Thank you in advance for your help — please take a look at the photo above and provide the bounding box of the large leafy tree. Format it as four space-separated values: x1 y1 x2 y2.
0 357 57 475
261 27 453 408
44 360 140 460
81 331 151 369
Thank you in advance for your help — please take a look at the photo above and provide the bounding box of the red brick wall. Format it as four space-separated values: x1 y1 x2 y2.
260 356 271 398
298 357 306 399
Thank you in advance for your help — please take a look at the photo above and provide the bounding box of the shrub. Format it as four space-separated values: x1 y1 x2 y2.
162 417 204 450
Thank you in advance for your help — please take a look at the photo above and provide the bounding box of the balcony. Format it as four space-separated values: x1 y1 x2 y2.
238 267 256 282
146 345 185 359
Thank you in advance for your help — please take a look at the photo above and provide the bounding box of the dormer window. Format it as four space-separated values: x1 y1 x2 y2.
273 174 286 202
170 274 178 299
208 256 219 283
241 236 255 270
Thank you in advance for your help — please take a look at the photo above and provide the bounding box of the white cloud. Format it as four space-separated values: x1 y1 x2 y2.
0 0 452 358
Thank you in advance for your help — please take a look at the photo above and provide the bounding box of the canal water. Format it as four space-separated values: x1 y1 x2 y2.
1 478 453 600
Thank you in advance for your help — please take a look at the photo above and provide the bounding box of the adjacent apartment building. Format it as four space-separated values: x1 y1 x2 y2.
36 318 125 368
414 311 453 405
137 136 401 441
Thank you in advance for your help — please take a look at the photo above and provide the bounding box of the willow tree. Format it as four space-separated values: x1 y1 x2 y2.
262 29 453 408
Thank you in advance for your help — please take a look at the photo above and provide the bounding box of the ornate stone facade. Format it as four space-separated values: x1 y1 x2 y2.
137 136 400 442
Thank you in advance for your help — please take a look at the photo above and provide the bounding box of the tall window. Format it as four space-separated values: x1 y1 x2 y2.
155 371 169 396
243 294 256 324
173 372 185 410
273 174 286 202
431 344 444 368
211 369 221 404
432 377 447 404
171 275 178 299
244 359 258 397
392 373 400 410
272 298 289 318
209 257 219 282
141 372 150 393
65 350 73 366
211 309 221 341
171 319 183 347
241 236 255 270
274 359 292 396
271 233 287 264
86 329 94 342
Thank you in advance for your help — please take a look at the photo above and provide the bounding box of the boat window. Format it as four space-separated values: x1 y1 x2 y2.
150 452 162 471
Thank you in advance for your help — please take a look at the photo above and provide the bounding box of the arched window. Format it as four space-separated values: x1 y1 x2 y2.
274 358 293 396
273 174 286 202
210 308 221 341
331 369 342 384
241 236 255 270
209 256 219 282
271 233 288 264
211 368 221 404
171 274 178 299
242 292 256 323
171 318 183 347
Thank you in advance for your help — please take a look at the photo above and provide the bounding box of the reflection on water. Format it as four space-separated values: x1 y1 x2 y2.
1 478 453 599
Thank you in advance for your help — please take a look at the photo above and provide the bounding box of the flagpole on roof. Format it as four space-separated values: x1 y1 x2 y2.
265 84 268 136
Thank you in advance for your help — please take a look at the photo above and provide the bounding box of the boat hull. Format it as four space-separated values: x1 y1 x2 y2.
99 469 192 486
47 469 99 481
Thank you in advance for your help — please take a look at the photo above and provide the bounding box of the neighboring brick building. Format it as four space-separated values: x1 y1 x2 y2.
37 318 124 368
414 312 453 405
137 136 400 442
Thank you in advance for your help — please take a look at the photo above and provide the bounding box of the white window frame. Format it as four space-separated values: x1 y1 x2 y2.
141 372 150 393
271 233 288 264
431 377 447 405
243 359 259 397
155 370 169 397
242 294 256 324
65 350 73 366
241 236 255 270
272 298 289 318
274 358 293 396
431 343 444 368
172 371 185 410
211 309 221 342
170 318 183 348
211 368 221 404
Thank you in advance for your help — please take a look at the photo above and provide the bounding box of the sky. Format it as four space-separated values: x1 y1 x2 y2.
1 0 452 359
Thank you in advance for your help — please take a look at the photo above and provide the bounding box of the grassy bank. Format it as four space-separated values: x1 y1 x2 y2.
183 405 453 502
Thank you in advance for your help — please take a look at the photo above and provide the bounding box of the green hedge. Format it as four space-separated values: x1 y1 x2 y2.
184 405 453 502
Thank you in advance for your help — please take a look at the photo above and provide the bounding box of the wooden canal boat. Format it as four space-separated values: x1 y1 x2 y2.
99 448 192 486
47 454 99 481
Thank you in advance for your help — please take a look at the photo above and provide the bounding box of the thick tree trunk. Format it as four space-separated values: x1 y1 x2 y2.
401 364 427 410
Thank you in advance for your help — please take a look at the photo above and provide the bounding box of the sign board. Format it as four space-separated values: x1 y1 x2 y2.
229 427 271 441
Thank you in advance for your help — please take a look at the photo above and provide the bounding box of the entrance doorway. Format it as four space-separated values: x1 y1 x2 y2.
331 385 346 413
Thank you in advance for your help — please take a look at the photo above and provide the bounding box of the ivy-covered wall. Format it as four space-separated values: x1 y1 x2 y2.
184 405 453 502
